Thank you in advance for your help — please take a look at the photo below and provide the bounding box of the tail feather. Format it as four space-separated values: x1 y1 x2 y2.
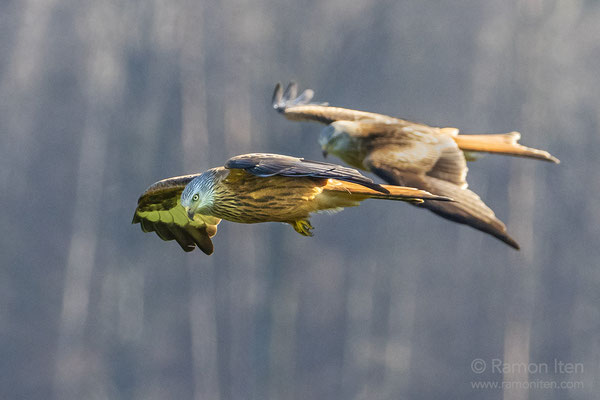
324 179 453 203
452 132 559 163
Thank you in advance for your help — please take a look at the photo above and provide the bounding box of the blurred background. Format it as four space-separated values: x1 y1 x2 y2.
1 0 598 399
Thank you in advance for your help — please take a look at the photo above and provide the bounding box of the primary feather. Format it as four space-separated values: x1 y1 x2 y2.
132 175 221 254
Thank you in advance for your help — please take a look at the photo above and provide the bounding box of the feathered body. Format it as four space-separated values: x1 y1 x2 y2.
133 153 450 254
183 167 365 224
277 99 559 163
273 82 560 249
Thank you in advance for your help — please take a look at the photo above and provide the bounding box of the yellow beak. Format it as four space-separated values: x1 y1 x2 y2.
185 206 194 221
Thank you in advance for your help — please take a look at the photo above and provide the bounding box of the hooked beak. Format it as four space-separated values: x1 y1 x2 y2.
185 207 195 221
322 149 328 158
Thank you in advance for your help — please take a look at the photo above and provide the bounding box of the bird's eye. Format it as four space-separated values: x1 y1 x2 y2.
192 194 199 202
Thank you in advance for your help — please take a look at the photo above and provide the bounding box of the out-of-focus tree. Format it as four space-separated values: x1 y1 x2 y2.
0 1 598 399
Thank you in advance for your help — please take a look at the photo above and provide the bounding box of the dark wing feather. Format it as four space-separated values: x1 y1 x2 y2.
273 82 318 113
132 174 221 254
364 150 519 249
225 153 389 193
273 82 405 125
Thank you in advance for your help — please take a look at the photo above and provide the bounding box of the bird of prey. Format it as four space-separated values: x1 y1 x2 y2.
133 153 451 254
273 82 560 249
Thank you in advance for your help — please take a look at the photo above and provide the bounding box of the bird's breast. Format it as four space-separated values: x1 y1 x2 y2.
210 175 325 223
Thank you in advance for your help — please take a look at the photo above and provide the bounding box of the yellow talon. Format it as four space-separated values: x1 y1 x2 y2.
291 219 314 236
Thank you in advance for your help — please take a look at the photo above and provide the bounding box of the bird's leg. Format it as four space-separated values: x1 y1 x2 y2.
290 219 314 236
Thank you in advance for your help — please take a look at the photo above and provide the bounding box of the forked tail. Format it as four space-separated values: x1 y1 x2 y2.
452 132 560 163
324 179 453 203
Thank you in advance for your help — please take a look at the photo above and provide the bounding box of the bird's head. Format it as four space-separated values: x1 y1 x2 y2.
319 122 365 169
181 170 217 220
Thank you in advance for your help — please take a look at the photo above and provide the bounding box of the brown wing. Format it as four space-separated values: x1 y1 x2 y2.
332 120 468 187
132 175 221 254
225 152 389 193
273 82 399 125
363 137 519 249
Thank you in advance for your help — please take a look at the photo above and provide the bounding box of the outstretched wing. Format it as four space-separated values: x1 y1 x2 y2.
331 120 468 187
273 82 398 125
364 145 519 249
274 82 559 164
225 153 389 193
132 175 221 254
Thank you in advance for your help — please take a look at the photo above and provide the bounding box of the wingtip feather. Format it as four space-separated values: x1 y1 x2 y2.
283 81 298 101
272 81 318 113
272 82 284 111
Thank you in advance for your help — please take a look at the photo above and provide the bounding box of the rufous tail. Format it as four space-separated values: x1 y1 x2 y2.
324 180 453 203
451 131 559 163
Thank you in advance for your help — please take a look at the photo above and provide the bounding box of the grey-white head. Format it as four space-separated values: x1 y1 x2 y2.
181 170 218 220
318 122 364 168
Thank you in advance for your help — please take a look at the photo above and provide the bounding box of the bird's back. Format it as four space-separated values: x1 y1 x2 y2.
211 171 329 223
